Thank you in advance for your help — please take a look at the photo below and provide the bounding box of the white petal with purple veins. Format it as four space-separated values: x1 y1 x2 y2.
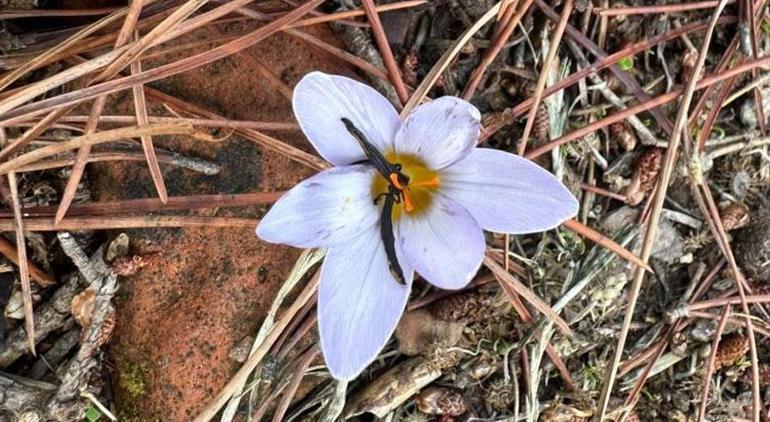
256 165 379 248
319 227 413 381
293 72 401 166
441 148 578 234
396 195 485 290
395 97 481 170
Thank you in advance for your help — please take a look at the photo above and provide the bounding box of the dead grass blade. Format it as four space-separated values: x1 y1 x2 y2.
18 115 298 131
56 0 147 224
0 0 322 122
518 0 572 155
195 272 321 421
0 237 55 286
0 123 195 175
272 346 320 422
594 1 731 418
7 171 35 355
484 254 572 337
144 87 330 170
96 0 209 81
0 7 128 92
56 96 109 224
15 150 218 174
0 216 257 231
220 248 324 421
289 0 426 27
1 192 283 218
595 0 733 15
0 7 121 19
130 31 168 203
524 53 770 159
462 0 534 100
697 305 730 421
286 29 390 82
401 1 502 116
562 219 651 272
0 107 72 162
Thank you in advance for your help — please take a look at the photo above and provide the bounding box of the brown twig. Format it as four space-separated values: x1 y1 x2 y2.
12 115 298 131
148 88 330 171
479 16 736 142
0 192 283 218
580 183 627 202
270 346 320 422
15 150 219 174
0 237 54 286
130 29 168 204
524 54 770 159
562 219 650 271
594 2 730 419
0 123 195 175
0 216 257 232
595 0 734 16
518 0 572 155
689 294 770 311
0 7 121 19
360 0 409 105
56 0 147 224
462 0 535 100
401 2 503 115
195 273 320 421
697 305 730 422
0 0 324 123
484 254 572 337
289 0 426 27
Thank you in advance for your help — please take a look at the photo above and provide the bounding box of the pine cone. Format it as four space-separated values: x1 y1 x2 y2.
428 291 496 323
720 203 749 231
624 148 663 206
415 387 467 416
715 333 749 370
734 207 770 283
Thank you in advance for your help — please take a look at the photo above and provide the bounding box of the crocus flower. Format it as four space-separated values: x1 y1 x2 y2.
257 72 578 380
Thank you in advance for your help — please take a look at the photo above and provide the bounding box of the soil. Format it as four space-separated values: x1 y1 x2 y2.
89 23 344 421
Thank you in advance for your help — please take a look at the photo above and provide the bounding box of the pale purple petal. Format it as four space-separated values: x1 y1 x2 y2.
394 97 481 170
396 195 485 289
441 148 579 234
293 72 401 166
319 227 413 381
256 165 378 248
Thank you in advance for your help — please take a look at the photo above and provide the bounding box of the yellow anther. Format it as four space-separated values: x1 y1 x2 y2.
410 175 440 189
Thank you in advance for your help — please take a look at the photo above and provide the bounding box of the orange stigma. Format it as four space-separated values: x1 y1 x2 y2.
373 153 440 218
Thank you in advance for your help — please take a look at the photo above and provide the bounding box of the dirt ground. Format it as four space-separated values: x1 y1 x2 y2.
90 23 343 421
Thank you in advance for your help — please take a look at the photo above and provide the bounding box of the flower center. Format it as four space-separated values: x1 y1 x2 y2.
372 152 440 218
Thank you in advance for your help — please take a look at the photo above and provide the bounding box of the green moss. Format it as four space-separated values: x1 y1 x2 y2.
618 56 634 71
118 360 148 398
